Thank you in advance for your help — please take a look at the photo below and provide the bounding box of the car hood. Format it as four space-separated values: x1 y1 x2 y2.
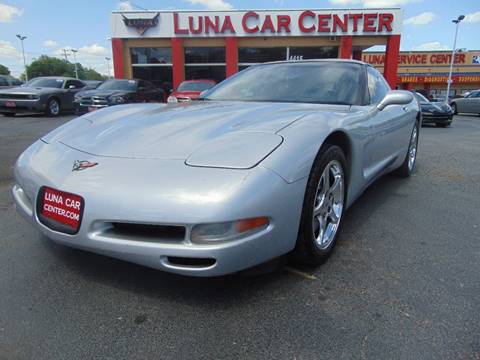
0 86 58 95
79 89 133 98
42 101 351 165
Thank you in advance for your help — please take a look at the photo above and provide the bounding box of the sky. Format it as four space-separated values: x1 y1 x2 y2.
0 0 479 77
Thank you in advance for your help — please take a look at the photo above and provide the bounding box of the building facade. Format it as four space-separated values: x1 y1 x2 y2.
110 8 403 92
363 50 480 98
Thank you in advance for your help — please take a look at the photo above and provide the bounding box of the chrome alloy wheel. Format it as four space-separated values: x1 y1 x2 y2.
49 99 60 116
408 125 418 171
312 160 345 250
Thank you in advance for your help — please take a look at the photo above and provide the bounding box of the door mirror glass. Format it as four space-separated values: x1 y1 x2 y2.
68 85 76 89
377 90 414 111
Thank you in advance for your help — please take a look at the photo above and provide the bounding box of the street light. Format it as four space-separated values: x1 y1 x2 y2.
445 15 465 103
71 49 79 79
105 57 111 79
16 34 28 82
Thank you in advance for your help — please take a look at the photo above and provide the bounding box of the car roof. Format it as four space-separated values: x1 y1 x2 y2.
32 76 84 81
181 79 216 83
259 58 368 66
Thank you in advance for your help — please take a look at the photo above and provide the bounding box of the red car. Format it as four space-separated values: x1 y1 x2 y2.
168 80 216 103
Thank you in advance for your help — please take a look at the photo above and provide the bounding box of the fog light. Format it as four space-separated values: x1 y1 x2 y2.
191 217 269 243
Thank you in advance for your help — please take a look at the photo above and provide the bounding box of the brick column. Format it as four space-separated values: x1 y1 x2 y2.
384 35 401 89
111 38 124 79
171 38 185 90
225 37 238 78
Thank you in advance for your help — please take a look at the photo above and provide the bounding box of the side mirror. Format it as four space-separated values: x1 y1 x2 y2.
377 90 414 111
68 85 76 89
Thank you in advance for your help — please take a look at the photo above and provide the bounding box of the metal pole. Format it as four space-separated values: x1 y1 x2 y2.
71 49 78 79
20 39 27 82
105 57 111 79
445 22 459 104
445 15 464 103
16 35 28 82
63 49 69 62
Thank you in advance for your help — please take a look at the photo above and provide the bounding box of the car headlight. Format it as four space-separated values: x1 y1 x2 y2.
167 95 178 103
74 94 82 102
109 95 125 104
190 217 269 243
28 94 40 100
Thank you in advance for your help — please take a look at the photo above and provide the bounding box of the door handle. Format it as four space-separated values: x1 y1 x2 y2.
402 106 409 111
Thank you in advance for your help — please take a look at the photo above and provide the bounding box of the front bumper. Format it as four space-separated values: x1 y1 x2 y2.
0 99 45 113
74 102 109 114
421 111 453 123
13 140 306 276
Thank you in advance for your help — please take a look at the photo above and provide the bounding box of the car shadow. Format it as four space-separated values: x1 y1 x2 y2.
41 171 408 304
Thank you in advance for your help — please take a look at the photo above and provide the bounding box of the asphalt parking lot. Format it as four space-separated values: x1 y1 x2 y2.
0 113 479 360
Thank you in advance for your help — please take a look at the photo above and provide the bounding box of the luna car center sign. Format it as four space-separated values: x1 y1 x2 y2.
111 9 403 38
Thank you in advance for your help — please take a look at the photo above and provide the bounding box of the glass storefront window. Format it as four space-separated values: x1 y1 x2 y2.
185 66 226 83
239 47 286 64
288 47 338 60
185 47 225 64
131 48 172 64
132 66 173 92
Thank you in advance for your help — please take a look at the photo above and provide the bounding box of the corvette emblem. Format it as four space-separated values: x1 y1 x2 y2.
72 160 98 172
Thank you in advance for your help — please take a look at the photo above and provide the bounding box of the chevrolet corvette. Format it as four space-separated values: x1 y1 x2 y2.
13 60 420 276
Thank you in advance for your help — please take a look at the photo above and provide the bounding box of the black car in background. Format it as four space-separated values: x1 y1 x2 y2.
74 79 165 114
413 91 454 127
0 75 23 89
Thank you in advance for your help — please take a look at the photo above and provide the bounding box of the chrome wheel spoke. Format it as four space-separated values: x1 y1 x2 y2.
312 159 345 250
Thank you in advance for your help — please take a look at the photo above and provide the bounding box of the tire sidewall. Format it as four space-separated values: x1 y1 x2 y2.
46 98 60 117
295 144 348 263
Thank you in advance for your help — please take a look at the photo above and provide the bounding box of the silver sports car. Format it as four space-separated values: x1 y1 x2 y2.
13 60 420 276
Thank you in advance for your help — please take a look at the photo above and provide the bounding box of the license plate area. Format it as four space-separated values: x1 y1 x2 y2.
36 186 84 235
5 101 16 108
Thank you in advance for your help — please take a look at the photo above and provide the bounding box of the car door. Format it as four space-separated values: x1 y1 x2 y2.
363 66 413 180
467 91 480 113
63 80 85 109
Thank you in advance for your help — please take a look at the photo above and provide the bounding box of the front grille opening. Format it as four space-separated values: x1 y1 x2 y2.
107 222 186 241
167 257 216 268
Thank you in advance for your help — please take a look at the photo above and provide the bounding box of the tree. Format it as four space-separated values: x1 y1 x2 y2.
0 64 10 75
24 55 107 81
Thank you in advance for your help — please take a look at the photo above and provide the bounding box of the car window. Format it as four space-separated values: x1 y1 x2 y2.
367 66 390 104
27 78 64 88
10 78 22 86
65 80 84 89
414 92 429 103
469 91 480 98
204 62 365 105
0 77 8 86
178 81 215 92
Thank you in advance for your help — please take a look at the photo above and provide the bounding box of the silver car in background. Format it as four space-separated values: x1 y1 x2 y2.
451 89 480 115
13 60 420 276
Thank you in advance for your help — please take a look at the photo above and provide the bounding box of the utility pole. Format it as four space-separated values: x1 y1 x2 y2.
16 34 28 82
105 57 111 79
71 49 79 79
62 48 69 62
446 15 465 103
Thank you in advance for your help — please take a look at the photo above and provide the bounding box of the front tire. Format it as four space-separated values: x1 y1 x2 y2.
396 120 419 178
292 145 347 265
45 98 60 117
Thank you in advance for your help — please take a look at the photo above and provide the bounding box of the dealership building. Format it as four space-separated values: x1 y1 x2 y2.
110 8 479 96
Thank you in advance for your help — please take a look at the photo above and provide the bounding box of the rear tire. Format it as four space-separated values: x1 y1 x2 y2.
45 98 61 117
292 144 347 266
0 112 15 117
451 103 458 115
395 120 419 178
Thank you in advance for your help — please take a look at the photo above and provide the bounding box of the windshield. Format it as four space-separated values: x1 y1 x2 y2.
27 78 64 88
203 62 364 105
178 81 215 92
98 80 137 91
414 92 429 102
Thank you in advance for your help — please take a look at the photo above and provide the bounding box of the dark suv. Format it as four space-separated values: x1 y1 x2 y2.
74 79 165 114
